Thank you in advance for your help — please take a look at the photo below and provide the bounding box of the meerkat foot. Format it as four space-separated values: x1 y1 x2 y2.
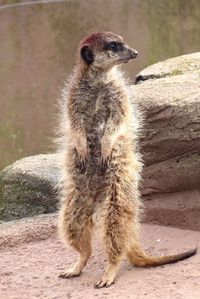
59 268 82 279
94 275 115 289
59 250 92 279
59 260 84 279
94 263 118 288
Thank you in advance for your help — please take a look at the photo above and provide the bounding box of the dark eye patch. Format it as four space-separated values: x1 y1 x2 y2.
104 41 123 52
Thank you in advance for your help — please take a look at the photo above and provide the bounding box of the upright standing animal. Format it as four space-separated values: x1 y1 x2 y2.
58 32 196 288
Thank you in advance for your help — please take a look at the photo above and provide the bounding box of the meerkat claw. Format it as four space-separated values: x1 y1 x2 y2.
79 158 87 171
94 278 114 288
100 157 108 168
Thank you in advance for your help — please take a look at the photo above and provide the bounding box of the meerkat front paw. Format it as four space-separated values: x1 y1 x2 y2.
74 134 88 162
100 135 113 165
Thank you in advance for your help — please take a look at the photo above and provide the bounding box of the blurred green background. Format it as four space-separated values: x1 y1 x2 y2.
0 0 200 170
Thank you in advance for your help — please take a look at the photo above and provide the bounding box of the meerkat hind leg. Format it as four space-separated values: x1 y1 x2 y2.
94 202 130 288
59 225 92 278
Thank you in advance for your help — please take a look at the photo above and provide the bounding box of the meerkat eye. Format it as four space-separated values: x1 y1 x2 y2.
107 42 121 52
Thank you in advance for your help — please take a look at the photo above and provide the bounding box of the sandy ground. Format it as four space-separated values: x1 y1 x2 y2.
0 214 200 299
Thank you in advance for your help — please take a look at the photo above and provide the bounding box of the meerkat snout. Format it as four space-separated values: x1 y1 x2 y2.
130 48 138 58
122 48 138 63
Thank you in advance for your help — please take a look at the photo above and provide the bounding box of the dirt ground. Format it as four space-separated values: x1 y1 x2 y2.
0 214 199 299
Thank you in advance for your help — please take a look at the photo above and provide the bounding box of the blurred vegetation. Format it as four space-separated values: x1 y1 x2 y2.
0 0 21 4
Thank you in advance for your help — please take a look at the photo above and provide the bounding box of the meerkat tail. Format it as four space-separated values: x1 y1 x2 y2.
127 245 197 267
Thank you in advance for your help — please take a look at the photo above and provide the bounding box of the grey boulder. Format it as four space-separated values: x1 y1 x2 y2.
0 154 60 221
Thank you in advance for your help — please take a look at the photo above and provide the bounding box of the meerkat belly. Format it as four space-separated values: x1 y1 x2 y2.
86 116 105 159
83 93 110 160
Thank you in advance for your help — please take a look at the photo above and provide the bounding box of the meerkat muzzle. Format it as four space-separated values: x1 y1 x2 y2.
123 49 138 63
129 48 138 59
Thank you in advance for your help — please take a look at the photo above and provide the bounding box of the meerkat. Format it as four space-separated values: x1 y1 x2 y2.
57 32 197 288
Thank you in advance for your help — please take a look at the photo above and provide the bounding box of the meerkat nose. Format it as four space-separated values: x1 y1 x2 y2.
131 49 138 58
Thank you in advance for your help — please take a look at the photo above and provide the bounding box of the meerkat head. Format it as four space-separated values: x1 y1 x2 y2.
79 32 138 70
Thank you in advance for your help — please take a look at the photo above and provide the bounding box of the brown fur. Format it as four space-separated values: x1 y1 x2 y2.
57 32 197 288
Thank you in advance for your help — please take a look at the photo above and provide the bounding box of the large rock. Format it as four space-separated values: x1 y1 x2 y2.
134 52 200 230
134 72 200 194
0 154 60 221
0 53 200 230
135 52 200 83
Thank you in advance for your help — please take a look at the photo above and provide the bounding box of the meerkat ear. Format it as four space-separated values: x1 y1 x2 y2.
80 45 94 65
